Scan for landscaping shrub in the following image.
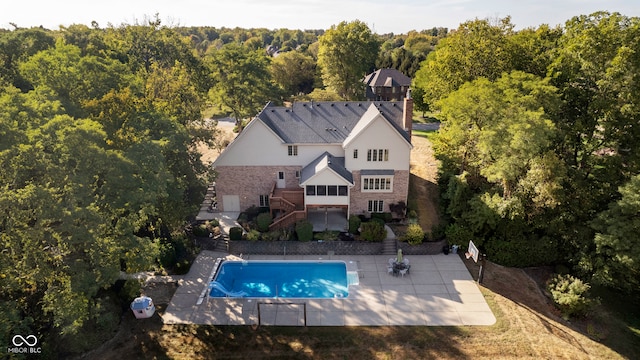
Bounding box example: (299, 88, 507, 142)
(295, 220, 313, 242)
(158, 241, 177, 269)
(371, 217, 386, 227)
(389, 201, 407, 218)
(261, 230, 282, 241)
(256, 212, 273, 232)
(484, 236, 558, 267)
(431, 222, 447, 241)
(348, 215, 361, 234)
(229, 226, 243, 241)
(192, 223, 210, 237)
(407, 209, 418, 220)
(371, 212, 392, 223)
(314, 231, 339, 241)
(118, 278, 142, 302)
(444, 223, 474, 245)
(404, 223, 424, 245)
(360, 221, 387, 242)
(547, 274, 596, 319)
(245, 229, 261, 241)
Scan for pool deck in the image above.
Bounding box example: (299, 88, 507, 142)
(161, 250, 496, 327)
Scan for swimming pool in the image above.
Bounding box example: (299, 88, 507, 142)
(209, 260, 352, 298)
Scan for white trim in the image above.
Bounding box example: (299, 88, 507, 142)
(362, 176, 393, 193)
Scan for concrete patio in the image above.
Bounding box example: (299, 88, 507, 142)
(162, 251, 496, 327)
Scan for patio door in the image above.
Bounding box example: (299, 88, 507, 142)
(276, 171, 285, 188)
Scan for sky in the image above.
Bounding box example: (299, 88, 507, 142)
(2, 0, 640, 33)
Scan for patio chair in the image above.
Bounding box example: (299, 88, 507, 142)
(399, 268, 409, 277)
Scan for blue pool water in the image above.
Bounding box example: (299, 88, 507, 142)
(209, 260, 350, 298)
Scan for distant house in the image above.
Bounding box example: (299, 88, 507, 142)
(212, 94, 413, 230)
(363, 68, 412, 101)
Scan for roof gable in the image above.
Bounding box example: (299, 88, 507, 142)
(343, 103, 412, 148)
(212, 117, 283, 166)
(300, 152, 353, 185)
(363, 68, 412, 87)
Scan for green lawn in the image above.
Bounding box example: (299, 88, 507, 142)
(412, 129, 438, 142)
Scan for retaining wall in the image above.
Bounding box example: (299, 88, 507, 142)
(228, 239, 447, 256)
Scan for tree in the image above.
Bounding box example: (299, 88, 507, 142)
(0, 23, 214, 346)
(547, 12, 640, 268)
(0, 27, 55, 90)
(19, 39, 129, 117)
(434, 71, 563, 264)
(270, 51, 316, 97)
(436, 72, 559, 197)
(590, 174, 640, 293)
(317, 20, 379, 100)
(206, 43, 278, 130)
(411, 86, 430, 117)
(413, 17, 516, 104)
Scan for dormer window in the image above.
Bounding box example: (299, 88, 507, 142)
(288, 145, 298, 156)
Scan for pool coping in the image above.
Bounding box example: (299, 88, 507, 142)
(161, 251, 496, 327)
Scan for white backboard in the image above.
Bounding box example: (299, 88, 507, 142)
(467, 240, 479, 263)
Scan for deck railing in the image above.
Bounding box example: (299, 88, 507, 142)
(269, 209, 307, 230)
(268, 182, 306, 230)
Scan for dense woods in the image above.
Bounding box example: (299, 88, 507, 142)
(413, 13, 640, 294)
(0, 11, 639, 355)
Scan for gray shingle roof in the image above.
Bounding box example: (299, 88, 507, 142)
(363, 68, 412, 87)
(300, 152, 353, 185)
(257, 101, 410, 144)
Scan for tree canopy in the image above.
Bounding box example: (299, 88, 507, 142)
(426, 12, 640, 291)
(317, 20, 380, 100)
(0, 22, 211, 351)
(206, 43, 279, 130)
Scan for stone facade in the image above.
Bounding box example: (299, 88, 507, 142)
(349, 170, 409, 217)
(215, 165, 302, 211)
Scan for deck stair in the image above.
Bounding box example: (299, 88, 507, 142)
(268, 182, 305, 230)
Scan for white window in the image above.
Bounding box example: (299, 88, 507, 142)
(362, 177, 393, 192)
(288, 145, 298, 156)
(368, 200, 384, 213)
(367, 149, 389, 162)
(295, 170, 300, 178)
(353, 149, 358, 159)
(259, 195, 269, 207)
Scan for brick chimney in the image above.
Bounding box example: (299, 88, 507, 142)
(402, 88, 413, 138)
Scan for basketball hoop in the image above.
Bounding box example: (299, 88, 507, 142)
(467, 240, 479, 263)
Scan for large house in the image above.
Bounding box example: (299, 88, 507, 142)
(212, 95, 413, 230)
(363, 68, 412, 101)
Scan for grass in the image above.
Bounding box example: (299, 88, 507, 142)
(412, 129, 438, 142)
(412, 110, 441, 124)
